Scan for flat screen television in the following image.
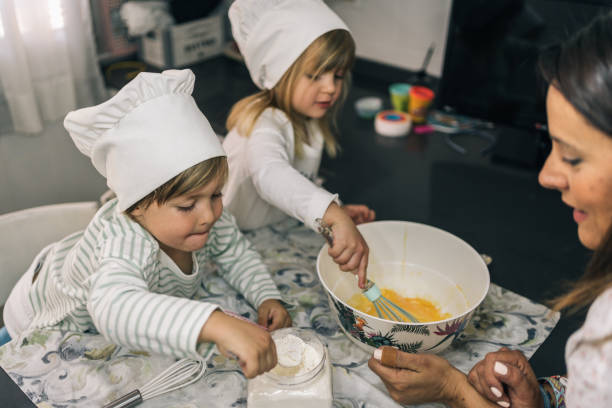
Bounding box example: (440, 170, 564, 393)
(437, 0, 611, 131)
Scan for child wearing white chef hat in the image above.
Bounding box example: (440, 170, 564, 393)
(1, 69, 290, 379)
(224, 0, 375, 288)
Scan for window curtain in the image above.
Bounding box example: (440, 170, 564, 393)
(0, 0, 106, 135)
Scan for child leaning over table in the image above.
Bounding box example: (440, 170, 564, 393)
(0, 69, 291, 379)
(223, 0, 375, 288)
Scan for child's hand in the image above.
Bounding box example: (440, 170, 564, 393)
(199, 310, 277, 378)
(343, 204, 376, 225)
(257, 299, 292, 330)
(323, 203, 369, 289)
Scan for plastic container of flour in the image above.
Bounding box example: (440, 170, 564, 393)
(247, 328, 332, 408)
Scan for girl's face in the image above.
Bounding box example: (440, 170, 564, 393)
(291, 70, 344, 119)
(130, 176, 224, 260)
(539, 85, 612, 250)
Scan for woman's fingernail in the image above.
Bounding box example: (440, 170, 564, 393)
(373, 348, 382, 361)
(497, 401, 510, 408)
(490, 386, 502, 398)
(494, 361, 508, 375)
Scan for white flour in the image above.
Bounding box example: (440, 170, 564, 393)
(275, 333, 305, 368)
(247, 329, 332, 408)
(272, 333, 321, 376)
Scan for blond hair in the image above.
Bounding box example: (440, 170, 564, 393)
(126, 156, 228, 212)
(226, 29, 355, 158)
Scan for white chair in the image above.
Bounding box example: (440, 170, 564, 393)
(0, 202, 98, 305)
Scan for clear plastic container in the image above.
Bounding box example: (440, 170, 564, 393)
(247, 328, 332, 408)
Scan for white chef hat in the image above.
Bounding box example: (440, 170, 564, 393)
(64, 69, 226, 211)
(229, 0, 349, 89)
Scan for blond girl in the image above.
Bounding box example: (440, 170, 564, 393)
(223, 0, 375, 287)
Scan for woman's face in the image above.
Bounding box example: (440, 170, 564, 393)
(539, 85, 612, 250)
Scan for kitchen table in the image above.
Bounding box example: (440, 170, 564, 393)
(0, 217, 559, 407)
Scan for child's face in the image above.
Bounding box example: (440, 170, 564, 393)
(130, 175, 225, 256)
(291, 70, 344, 119)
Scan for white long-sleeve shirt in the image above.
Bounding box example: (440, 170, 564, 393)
(20, 199, 282, 360)
(222, 108, 338, 231)
(565, 286, 612, 407)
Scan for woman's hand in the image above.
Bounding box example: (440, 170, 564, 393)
(342, 204, 376, 225)
(257, 299, 292, 330)
(369, 346, 501, 407)
(368, 347, 463, 405)
(323, 203, 369, 288)
(467, 347, 543, 408)
(198, 310, 277, 378)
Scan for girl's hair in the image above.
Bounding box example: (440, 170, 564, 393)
(226, 29, 355, 158)
(126, 156, 228, 212)
(538, 12, 612, 312)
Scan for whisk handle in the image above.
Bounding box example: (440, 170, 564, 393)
(102, 390, 143, 408)
(315, 218, 333, 246)
(363, 282, 381, 302)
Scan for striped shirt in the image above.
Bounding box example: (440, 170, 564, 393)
(26, 199, 282, 360)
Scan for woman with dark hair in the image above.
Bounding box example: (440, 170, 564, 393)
(368, 11, 612, 408)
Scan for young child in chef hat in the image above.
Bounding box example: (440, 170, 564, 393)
(224, 0, 375, 288)
(1, 69, 290, 379)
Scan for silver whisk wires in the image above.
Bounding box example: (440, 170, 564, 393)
(103, 358, 205, 408)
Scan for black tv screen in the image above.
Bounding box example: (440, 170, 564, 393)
(437, 0, 611, 130)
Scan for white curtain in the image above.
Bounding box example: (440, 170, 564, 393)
(0, 0, 106, 135)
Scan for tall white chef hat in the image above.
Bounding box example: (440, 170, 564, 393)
(229, 0, 349, 90)
(64, 69, 226, 211)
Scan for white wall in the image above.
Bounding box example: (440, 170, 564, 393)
(0, 122, 107, 215)
(328, 0, 452, 77)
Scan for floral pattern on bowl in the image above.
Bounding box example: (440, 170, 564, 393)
(330, 295, 474, 354)
(318, 221, 491, 354)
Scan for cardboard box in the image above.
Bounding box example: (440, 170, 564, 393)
(91, 0, 138, 61)
(140, 14, 224, 68)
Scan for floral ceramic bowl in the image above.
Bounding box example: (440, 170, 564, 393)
(316, 221, 489, 354)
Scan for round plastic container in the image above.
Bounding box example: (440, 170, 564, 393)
(355, 96, 383, 119)
(247, 328, 332, 408)
(374, 110, 412, 137)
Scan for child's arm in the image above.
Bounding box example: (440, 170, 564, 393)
(322, 202, 369, 288)
(198, 310, 277, 378)
(89, 259, 279, 377)
(246, 125, 338, 231)
(206, 210, 288, 314)
(244, 124, 370, 285)
(88, 259, 219, 360)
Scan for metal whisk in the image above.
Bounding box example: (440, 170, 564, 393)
(360, 279, 419, 322)
(103, 358, 205, 408)
(316, 219, 419, 323)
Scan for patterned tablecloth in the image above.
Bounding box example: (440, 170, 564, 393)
(0, 219, 560, 407)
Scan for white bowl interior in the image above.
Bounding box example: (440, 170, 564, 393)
(318, 221, 489, 322)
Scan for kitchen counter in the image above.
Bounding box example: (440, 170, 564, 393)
(188, 55, 589, 377)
